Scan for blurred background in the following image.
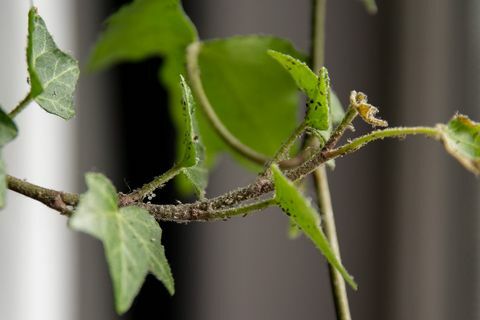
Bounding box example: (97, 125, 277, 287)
(0, 0, 479, 319)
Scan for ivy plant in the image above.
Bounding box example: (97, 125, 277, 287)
(2, 1, 479, 319)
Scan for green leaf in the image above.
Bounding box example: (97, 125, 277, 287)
(362, 0, 378, 14)
(268, 50, 329, 132)
(0, 106, 18, 208)
(27, 8, 79, 119)
(438, 114, 480, 175)
(0, 108, 18, 147)
(267, 50, 318, 98)
(288, 218, 301, 239)
(271, 165, 357, 290)
(88, 0, 197, 71)
(196, 36, 303, 165)
(178, 75, 208, 197)
(87, 0, 198, 194)
(70, 173, 174, 314)
(306, 67, 331, 133)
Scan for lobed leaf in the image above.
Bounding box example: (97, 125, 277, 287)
(27, 8, 79, 119)
(271, 165, 357, 290)
(0, 107, 18, 208)
(70, 173, 174, 314)
(438, 114, 480, 175)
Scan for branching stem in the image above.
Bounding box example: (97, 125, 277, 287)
(310, 0, 353, 319)
(123, 165, 183, 204)
(6, 126, 439, 221)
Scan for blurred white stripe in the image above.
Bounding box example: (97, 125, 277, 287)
(0, 1, 78, 320)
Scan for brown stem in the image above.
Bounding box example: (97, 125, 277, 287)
(7, 175, 79, 215)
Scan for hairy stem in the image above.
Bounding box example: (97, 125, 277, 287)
(265, 121, 307, 171)
(186, 42, 270, 165)
(123, 165, 183, 204)
(326, 126, 439, 159)
(140, 198, 275, 222)
(325, 104, 358, 150)
(9, 93, 32, 118)
(310, 0, 353, 319)
(6, 126, 439, 221)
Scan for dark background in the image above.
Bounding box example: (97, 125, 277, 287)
(75, 1, 480, 319)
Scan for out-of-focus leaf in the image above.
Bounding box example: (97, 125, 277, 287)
(27, 8, 79, 119)
(196, 36, 303, 166)
(88, 0, 197, 70)
(362, 0, 378, 14)
(438, 114, 480, 175)
(88, 0, 199, 195)
(0, 106, 18, 208)
(70, 173, 174, 314)
(271, 165, 357, 290)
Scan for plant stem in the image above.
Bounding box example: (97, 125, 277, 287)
(265, 121, 307, 171)
(311, 0, 353, 319)
(123, 165, 183, 204)
(140, 198, 276, 222)
(186, 42, 270, 165)
(9, 93, 32, 118)
(6, 124, 439, 221)
(325, 104, 358, 150)
(326, 126, 439, 159)
(7, 175, 79, 215)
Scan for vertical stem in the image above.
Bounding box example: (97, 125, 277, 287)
(310, 1, 353, 319)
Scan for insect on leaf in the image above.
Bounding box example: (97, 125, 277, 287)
(268, 50, 330, 132)
(271, 164, 357, 290)
(178, 75, 208, 197)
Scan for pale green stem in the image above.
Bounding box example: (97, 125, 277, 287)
(9, 93, 32, 118)
(264, 122, 308, 172)
(310, 0, 353, 319)
(325, 105, 358, 150)
(327, 126, 439, 159)
(186, 42, 270, 165)
(126, 165, 183, 203)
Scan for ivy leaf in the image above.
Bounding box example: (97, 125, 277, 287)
(362, 0, 378, 15)
(70, 173, 174, 314)
(438, 114, 480, 175)
(196, 36, 303, 166)
(0, 107, 18, 208)
(87, 0, 198, 194)
(271, 165, 357, 290)
(27, 8, 79, 120)
(178, 75, 207, 197)
(268, 50, 329, 132)
(88, 0, 196, 71)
